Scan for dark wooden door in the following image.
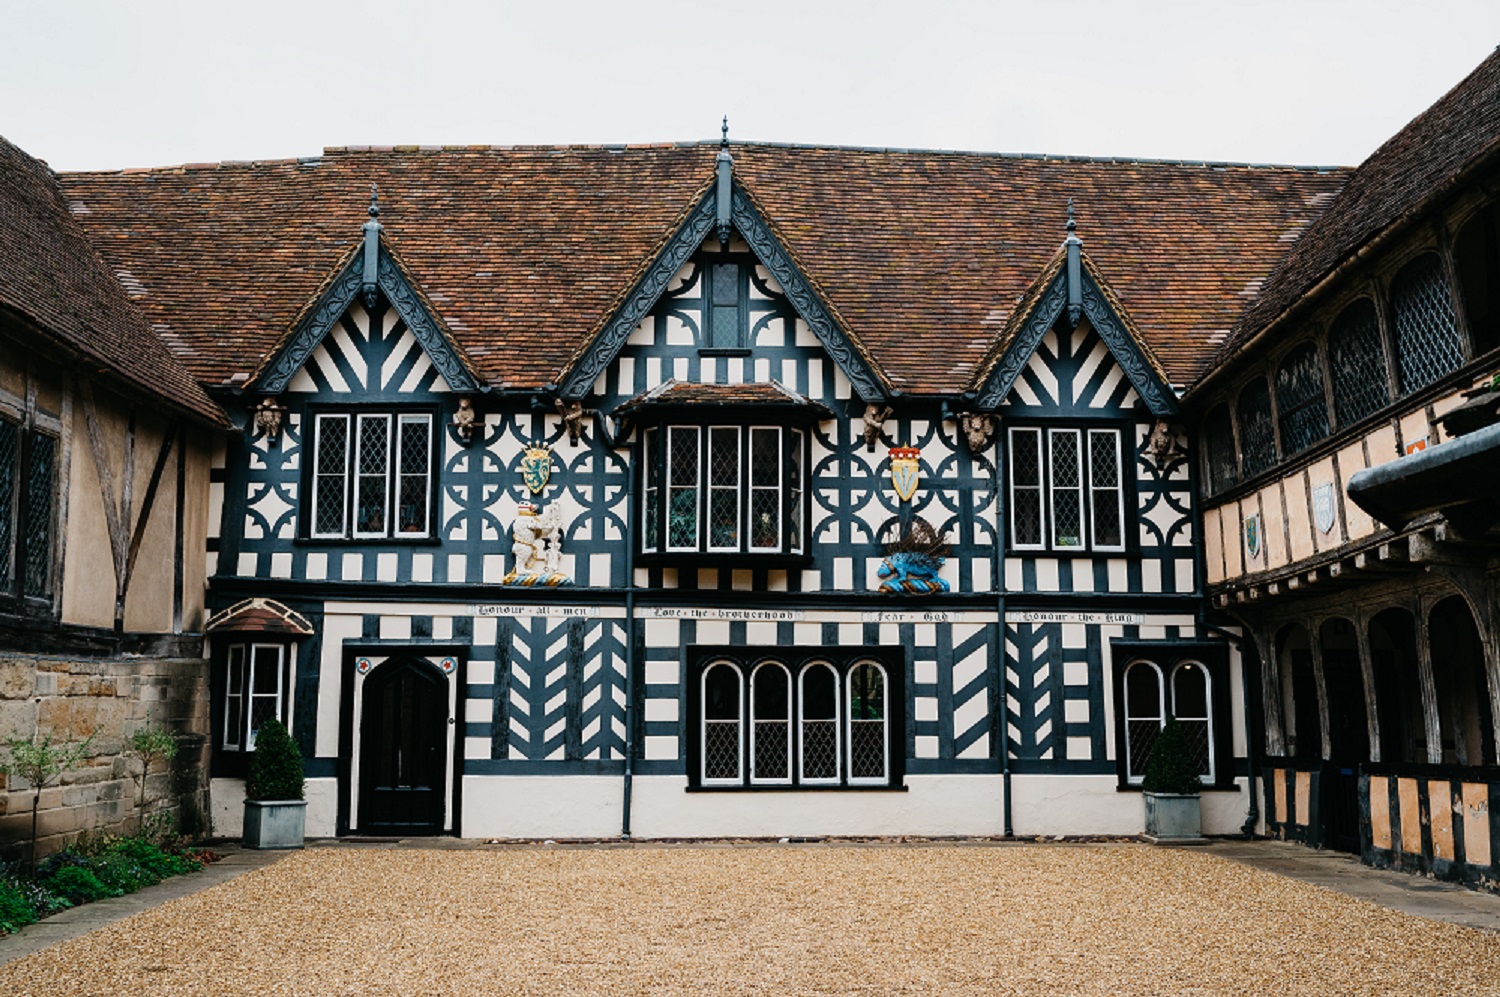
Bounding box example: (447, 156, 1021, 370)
(359, 658, 447, 835)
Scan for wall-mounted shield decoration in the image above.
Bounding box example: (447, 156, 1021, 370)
(889, 446, 921, 502)
(521, 446, 552, 494)
(1244, 512, 1262, 560)
(1312, 483, 1336, 534)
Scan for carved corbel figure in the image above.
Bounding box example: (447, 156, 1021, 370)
(253, 396, 286, 444)
(863, 403, 894, 453)
(958, 412, 996, 453)
(556, 399, 585, 447)
(1147, 420, 1180, 466)
(453, 396, 478, 445)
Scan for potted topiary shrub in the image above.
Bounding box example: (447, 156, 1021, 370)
(242, 719, 306, 849)
(1141, 717, 1205, 843)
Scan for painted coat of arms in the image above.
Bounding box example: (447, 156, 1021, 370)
(1244, 512, 1263, 560)
(888, 446, 921, 503)
(521, 445, 552, 494)
(1312, 482, 1336, 534)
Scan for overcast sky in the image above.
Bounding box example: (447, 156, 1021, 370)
(3, 1, 1498, 173)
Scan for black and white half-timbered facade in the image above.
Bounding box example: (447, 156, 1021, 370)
(32, 48, 1497, 858)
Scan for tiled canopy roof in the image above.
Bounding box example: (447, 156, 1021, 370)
(0, 137, 223, 423)
(56, 143, 1349, 397)
(616, 378, 831, 416)
(1218, 46, 1500, 373)
(205, 597, 314, 636)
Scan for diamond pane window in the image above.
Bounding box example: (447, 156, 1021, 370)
(354, 415, 390, 536)
(1328, 299, 1390, 428)
(312, 415, 349, 537)
(749, 426, 781, 550)
(1123, 661, 1163, 784)
(1236, 378, 1277, 479)
(668, 427, 700, 550)
(395, 415, 431, 536)
(701, 662, 742, 784)
(708, 264, 742, 348)
(751, 663, 791, 784)
(1009, 428, 1043, 548)
(798, 664, 839, 783)
(708, 427, 740, 550)
(22, 431, 54, 599)
(309, 410, 436, 539)
(1203, 404, 1237, 495)
(788, 429, 804, 554)
(1275, 341, 1331, 456)
(1119, 656, 1218, 787)
(0, 420, 15, 587)
(1171, 663, 1214, 780)
(1050, 429, 1082, 548)
(642, 429, 660, 552)
(1088, 429, 1124, 550)
(1392, 254, 1463, 394)
(847, 663, 888, 783)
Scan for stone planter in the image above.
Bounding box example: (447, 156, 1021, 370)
(243, 799, 307, 849)
(1142, 791, 1205, 844)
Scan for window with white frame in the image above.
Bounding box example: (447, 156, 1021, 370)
(641, 424, 806, 557)
(309, 412, 434, 539)
(1114, 651, 1222, 786)
(1008, 426, 1125, 552)
(691, 648, 901, 789)
(222, 642, 290, 752)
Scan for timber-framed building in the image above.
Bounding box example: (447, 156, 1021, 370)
(1, 47, 1497, 886)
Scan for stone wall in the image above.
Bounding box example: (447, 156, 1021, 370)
(0, 654, 210, 862)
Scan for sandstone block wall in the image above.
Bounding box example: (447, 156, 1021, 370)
(0, 654, 210, 862)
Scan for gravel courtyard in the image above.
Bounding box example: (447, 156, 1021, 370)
(2, 843, 1498, 996)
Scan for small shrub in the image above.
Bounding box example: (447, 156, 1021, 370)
(44, 866, 119, 906)
(0, 875, 39, 934)
(245, 719, 304, 801)
(1142, 717, 1205, 795)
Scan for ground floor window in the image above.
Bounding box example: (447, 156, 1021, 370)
(216, 641, 293, 755)
(1111, 642, 1231, 788)
(688, 646, 903, 789)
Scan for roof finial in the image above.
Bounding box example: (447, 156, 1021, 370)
(361, 183, 383, 309)
(716, 115, 734, 249)
(1066, 197, 1076, 236)
(721, 115, 729, 150)
(1065, 198, 1082, 327)
(368, 183, 380, 219)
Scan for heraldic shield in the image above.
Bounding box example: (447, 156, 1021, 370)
(521, 446, 552, 494)
(889, 446, 921, 503)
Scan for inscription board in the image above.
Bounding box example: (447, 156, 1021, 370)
(470, 604, 603, 619)
(1004, 611, 1145, 626)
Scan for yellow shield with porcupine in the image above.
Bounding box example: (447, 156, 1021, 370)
(889, 446, 921, 502)
(521, 446, 552, 494)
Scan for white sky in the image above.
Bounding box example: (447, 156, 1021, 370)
(3, 0, 1498, 173)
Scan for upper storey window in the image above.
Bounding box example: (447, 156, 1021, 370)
(1391, 253, 1463, 394)
(1203, 404, 1237, 495)
(1274, 341, 1330, 456)
(706, 262, 746, 349)
(641, 424, 805, 558)
(1235, 378, 1276, 479)
(1008, 426, 1125, 552)
(1327, 299, 1389, 428)
(0, 416, 56, 604)
(308, 411, 434, 540)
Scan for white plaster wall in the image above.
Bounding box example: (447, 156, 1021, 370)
(463, 775, 623, 838)
(305, 777, 339, 837)
(1008, 774, 1250, 836)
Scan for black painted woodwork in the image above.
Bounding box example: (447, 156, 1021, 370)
(358, 656, 448, 834)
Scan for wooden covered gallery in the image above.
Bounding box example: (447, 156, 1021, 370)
(0, 50, 1494, 879)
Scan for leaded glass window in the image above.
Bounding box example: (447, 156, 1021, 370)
(1236, 378, 1276, 479)
(0, 416, 57, 602)
(640, 423, 806, 556)
(1203, 405, 1237, 495)
(750, 662, 791, 784)
(0, 420, 14, 585)
(23, 431, 54, 599)
(1009, 426, 1124, 552)
(1120, 657, 1217, 787)
(1123, 661, 1163, 784)
(694, 650, 899, 789)
(1171, 663, 1214, 781)
(221, 642, 288, 753)
(708, 263, 742, 348)
(309, 410, 435, 539)
(1274, 341, 1331, 456)
(1327, 299, 1389, 428)
(1391, 253, 1463, 394)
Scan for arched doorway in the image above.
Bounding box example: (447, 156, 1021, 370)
(359, 657, 450, 834)
(1369, 609, 1424, 765)
(1318, 618, 1368, 853)
(1429, 596, 1496, 767)
(1277, 624, 1321, 762)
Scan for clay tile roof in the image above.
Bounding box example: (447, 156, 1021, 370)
(616, 378, 831, 416)
(1218, 47, 1500, 372)
(0, 137, 224, 423)
(205, 597, 314, 636)
(54, 143, 1351, 396)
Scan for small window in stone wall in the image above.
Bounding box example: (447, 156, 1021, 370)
(1274, 341, 1330, 456)
(1391, 253, 1463, 394)
(1328, 299, 1390, 428)
(1235, 377, 1277, 479)
(1203, 404, 1237, 495)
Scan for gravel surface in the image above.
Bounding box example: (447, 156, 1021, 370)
(3, 843, 1498, 996)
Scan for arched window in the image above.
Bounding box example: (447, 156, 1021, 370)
(1327, 299, 1390, 427)
(1391, 253, 1463, 394)
(1236, 377, 1277, 478)
(1275, 341, 1331, 455)
(750, 661, 791, 784)
(1455, 203, 1500, 357)
(798, 663, 840, 784)
(1429, 597, 1496, 767)
(701, 661, 743, 785)
(1203, 404, 1237, 495)
(1170, 662, 1213, 783)
(1123, 660, 1164, 783)
(847, 662, 888, 784)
